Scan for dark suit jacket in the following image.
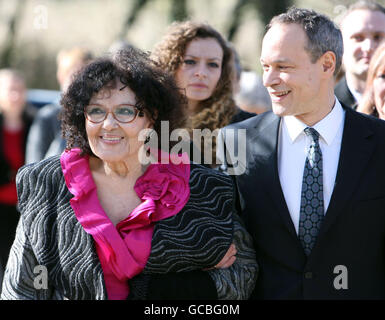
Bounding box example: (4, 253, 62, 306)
(220, 105, 385, 299)
(334, 76, 357, 110)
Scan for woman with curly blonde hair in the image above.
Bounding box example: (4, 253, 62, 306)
(357, 43, 385, 120)
(151, 21, 253, 166)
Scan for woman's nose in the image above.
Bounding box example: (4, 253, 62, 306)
(194, 63, 207, 79)
(102, 112, 119, 129)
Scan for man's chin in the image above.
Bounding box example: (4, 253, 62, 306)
(353, 65, 369, 79)
(272, 104, 289, 117)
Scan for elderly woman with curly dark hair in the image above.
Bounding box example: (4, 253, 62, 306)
(1, 48, 257, 300)
(151, 21, 254, 166)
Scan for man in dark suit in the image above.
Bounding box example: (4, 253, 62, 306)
(335, 1, 385, 109)
(219, 7, 385, 299)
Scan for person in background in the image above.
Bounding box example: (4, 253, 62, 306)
(108, 39, 134, 55)
(0, 259, 3, 292)
(235, 71, 272, 114)
(25, 47, 93, 164)
(335, 0, 385, 109)
(0, 69, 34, 284)
(1, 48, 257, 300)
(151, 21, 254, 167)
(229, 43, 242, 96)
(357, 43, 385, 119)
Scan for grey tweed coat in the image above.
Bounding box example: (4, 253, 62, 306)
(1, 156, 257, 300)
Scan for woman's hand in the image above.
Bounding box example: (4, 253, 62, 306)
(204, 243, 237, 270)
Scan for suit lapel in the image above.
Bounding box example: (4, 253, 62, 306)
(250, 113, 298, 238)
(318, 108, 375, 237)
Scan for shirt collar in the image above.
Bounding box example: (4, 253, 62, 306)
(283, 97, 344, 145)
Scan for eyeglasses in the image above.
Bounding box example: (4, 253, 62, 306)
(84, 104, 142, 123)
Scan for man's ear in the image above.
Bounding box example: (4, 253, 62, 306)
(321, 51, 336, 76)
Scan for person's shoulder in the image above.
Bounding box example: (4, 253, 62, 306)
(334, 76, 347, 93)
(186, 164, 235, 220)
(17, 155, 62, 186)
(189, 163, 233, 188)
(230, 108, 256, 124)
(16, 156, 63, 217)
(335, 78, 357, 109)
(34, 103, 61, 119)
(346, 106, 384, 125)
(345, 107, 385, 137)
(224, 110, 276, 131)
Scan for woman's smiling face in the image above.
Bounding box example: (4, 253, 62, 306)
(85, 82, 153, 163)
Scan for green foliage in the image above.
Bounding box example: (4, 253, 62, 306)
(0, 0, 26, 68)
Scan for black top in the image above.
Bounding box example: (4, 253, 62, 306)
(334, 76, 357, 110)
(230, 108, 256, 124)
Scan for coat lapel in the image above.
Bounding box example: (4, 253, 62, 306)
(249, 113, 298, 238)
(318, 108, 375, 237)
(63, 209, 107, 299)
(51, 189, 107, 300)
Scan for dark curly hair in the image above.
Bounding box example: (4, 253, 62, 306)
(151, 21, 238, 166)
(60, 47, 187, 155)
(151, 21, 237, 131)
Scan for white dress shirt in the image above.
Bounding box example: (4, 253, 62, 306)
(278, 98, 345, 234)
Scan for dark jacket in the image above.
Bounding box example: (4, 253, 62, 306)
(334, 76, 357, 110)
(220, 104, 385, 299)
(25, 103, 65, 164)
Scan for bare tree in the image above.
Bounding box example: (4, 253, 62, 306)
(118, 0, 150, 40)
(0, 0, 26, 68)
(170, 0, 188, 21)
(254, 0, 292, 27)
(227, 0, 293, 41)
(227, 0, 249, 41)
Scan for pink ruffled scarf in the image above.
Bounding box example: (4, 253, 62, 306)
(60, 148, 190, 300)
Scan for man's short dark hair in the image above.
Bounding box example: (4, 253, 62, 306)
(267, 6, 343, 76)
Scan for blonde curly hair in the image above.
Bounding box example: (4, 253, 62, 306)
(151, 21, 237, 165)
